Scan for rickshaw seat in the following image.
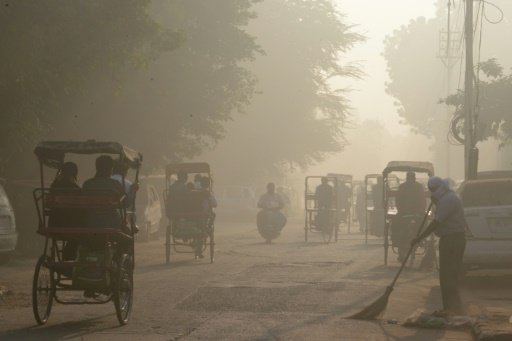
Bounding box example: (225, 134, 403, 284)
(38, 227, 132, 240)
(44, 190, 125, 210)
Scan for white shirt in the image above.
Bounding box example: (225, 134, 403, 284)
(111, 174, 132, 194)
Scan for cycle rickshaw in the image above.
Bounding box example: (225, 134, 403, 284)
(382, 161, 434, 266)
(304, 176, 339, 243)
(32, 140, 141, 326)
(327, 173, 353, 233)
(164, 162, 215, 264)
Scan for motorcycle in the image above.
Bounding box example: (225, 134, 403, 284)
(256, 201, 287, 244)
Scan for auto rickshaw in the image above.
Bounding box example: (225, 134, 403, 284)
(164, 162, 215, 264)
(382, 161, 434, 266)
(304, 176, 339, 243)
(32, 140, 141, 326)
(327, 173, 353, 233)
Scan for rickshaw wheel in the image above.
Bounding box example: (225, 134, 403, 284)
(165, 224, 171, 265)
(113, 254, 133, 325)
(32, 255, 55, 325)
(209, 230, 215, 264)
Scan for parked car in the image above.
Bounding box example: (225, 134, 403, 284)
(136, 183, 163, 242)
(459, 178, 512, 269)
(0, 183, 17, 263)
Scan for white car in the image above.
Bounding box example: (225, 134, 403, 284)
(0, 184, 17, 263)
(459, 178, 512, 269)
(136, 184, 163, 242)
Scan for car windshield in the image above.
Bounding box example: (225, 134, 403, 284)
(461, 180, 512, 207)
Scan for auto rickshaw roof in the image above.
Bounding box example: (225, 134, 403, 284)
(165, 162, 210, 177)
(34, 140, 143, 169)
(382, 161, 434, 176)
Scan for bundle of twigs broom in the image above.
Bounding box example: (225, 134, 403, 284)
(348, 202, 434, 320)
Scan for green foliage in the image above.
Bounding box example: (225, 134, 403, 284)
(55, 0, 261, 169)
(383, 0, 512, 136)
(442, 59, 512, 143)
(208, 0, 364, 182)
(0, 0, 177, 174)
(383, 16, 442, 135)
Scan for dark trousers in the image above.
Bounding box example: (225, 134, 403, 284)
(438, 232, 466, 313)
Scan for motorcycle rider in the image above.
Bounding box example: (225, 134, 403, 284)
(258, 182, 285, 211)
(257, 183, 286, 242)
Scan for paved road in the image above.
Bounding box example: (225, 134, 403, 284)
(1, 217, 506, 340)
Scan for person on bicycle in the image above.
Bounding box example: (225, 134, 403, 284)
(396, 171, 426, 216)
(315, 177, 333, 209)
(166, 171, 189, 217)
(394, 171, 427, 262)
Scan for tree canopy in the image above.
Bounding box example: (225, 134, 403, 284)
(0, 1, 179, 175)
(383, 0, 512, 135)
(206, 0, 364, 183)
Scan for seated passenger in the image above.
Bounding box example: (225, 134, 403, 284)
(83, 155, 123, 229)
(111, 161, 139, 208)
(49, 161, 83, 227)
(200, 177, 217, 216)
(49, 162, 83, 262)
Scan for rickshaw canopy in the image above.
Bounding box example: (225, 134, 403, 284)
(34, 140, 143, 169)
(165, 162, 210, 178)
(382, 161, 434, 177)
(327, 173, 353, 182)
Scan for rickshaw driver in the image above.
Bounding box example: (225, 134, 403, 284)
(315, 177, 333, 209)
(395, 171, 427, 262)
(166, 171, 189, 217)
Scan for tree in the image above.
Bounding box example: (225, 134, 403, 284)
(205, 0, 364, 184)
(383, 0, 512, 134)
(0, 1, 178, 177)
(443, 59, 512, 144)
(48, 0, 262, 171)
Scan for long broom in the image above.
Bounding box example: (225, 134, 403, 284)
(348, 202, 434, 320)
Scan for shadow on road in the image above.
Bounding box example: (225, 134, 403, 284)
(0, 313, 119, 341)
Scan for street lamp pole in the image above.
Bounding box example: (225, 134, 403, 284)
(464, 0, 475, 180)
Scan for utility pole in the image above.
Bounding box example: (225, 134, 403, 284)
(464, 0, 476, 180)
(438, 0, 461, 178)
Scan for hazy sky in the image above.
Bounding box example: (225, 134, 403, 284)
(334, 0, 437, 132)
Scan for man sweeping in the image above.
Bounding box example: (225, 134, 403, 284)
(411, 176, 466, 316)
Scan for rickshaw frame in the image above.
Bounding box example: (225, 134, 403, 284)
(304, 176, 339, 243)
(327, 173, 353, 233)
(382, 161, 434, 265)
(163, 162, 215, 264)
(32, 140, 142, 326)
(364, 174, 381, 245)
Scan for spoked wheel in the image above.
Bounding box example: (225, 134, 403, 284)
(32, 255, 55, 325)
(165, 224, 171, 265)
(113, 254, 133, 325)
(209, 228, 215, 264)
